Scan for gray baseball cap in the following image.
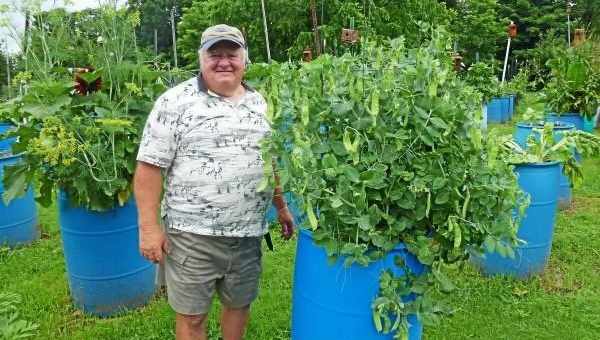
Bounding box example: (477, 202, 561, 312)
(199, 24, 246, 51)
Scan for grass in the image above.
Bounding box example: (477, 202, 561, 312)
(2, 99, 600, 339)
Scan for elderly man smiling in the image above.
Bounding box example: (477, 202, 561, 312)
(134, 24, 294, 340)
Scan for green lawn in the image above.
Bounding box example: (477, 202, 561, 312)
(2, 115, 600, 339)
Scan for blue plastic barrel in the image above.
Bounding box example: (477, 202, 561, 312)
(292, 229, 425, 340)
(501, 96, 512, 122)
(58, 193, 156, 316)
(0, 154, 38, 247)
(0, 123, 16, 155)
(473, 162, 560, 278)
(509, 95, 516, 119)
(514, 121, 575, 209)
(487, 98, 505, 123)
(583, 116, 595, 132)
(546, 112, 584, 131)
(514, 121, 575, 148)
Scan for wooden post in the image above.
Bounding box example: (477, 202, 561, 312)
(573, 28, 586, 47)
(303, 49, 312, 62)
(170, 7, 178, 68)
(309, 0, 321, 56)
(154, 29, 158, 56)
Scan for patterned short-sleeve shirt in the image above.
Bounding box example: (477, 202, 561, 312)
(137, 76, 272, 237)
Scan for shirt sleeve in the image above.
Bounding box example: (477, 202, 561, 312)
(136, 95, 179, 169)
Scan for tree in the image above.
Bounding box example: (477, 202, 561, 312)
(450, 0, 506, 64)
(177, 0, 311, 66)
(127, 0, 194, 58)
(176, 0, 454, 66)
(497, 0, 567, 59)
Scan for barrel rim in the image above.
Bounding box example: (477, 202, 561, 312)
(546, 112, 582, 118)
(516, 121, 575, 130)
(0, 153, 23, 162)
(514, 161, 561, 168)
(298, 227, 408, 251)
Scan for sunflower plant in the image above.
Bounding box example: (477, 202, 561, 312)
(0, 6, 169, 211)
(258, 28, 523, 338)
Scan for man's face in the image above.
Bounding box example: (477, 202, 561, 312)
(201, 41, 245, 91)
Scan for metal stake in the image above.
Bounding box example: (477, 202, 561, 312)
(502, 37, 511, 84)
(260, 0, 272, 63)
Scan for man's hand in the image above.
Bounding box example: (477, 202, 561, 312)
(277, 207, 295, 240)
(139, 225, 168, 263)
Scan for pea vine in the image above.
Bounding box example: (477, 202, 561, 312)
(256, 27, 524, 338)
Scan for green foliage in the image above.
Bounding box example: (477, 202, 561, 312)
(176, 0, 453, 65)
(450, 0, 506, 64)
(499, 122, 600, 184)
(545, 42, 600, 118)
(177, 0, 311, 66)
(258, 27, 522, 338)
(0, 292, 38, 339)
(504, 66, 532, 99)
(0, 7, 169, 211)
(462, 62, 500, 103)
(497, 0, 567, 60)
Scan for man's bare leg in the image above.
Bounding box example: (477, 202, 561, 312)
(221, 305, 250, 340)
(176, 313, 208, 340)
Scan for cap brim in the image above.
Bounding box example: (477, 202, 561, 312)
(200, 37, 244, 51)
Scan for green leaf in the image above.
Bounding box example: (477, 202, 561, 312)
(360, 169, 386, 188)
(435, 191, 450, 204)
(94, 106, 112, 117)
(419, 132, 434, 147)
(330, 196, 344, 209)
(256, 177, 269, 192)
(342, 166, 360, 183)
(430, 117, 448, 129)
(306, 200, 318, 230)
(432, 177, 447, 190)
(357, 215, 371, 230)
(330, 141, 349, 156)
(2, 164, 29, 205)
(332, 101, 353, 114)
(322, 153, 338, 168)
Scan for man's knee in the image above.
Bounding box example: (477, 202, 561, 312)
(177, 313, 207, 329)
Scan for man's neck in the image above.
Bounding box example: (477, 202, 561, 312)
(200, 74, 245, 99)
(209, 85, 245, 104)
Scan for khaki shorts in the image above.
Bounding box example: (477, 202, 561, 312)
(165, 227, 263, 315)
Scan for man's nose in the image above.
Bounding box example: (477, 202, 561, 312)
(215, 58, 233, 68)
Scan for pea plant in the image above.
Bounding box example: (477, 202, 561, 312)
(258, 28, 523, 339)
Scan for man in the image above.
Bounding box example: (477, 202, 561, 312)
(134, 24, 294, 340)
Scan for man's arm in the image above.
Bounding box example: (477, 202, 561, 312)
(272, 161, 294, 239)
(134, 161, 168, 262)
